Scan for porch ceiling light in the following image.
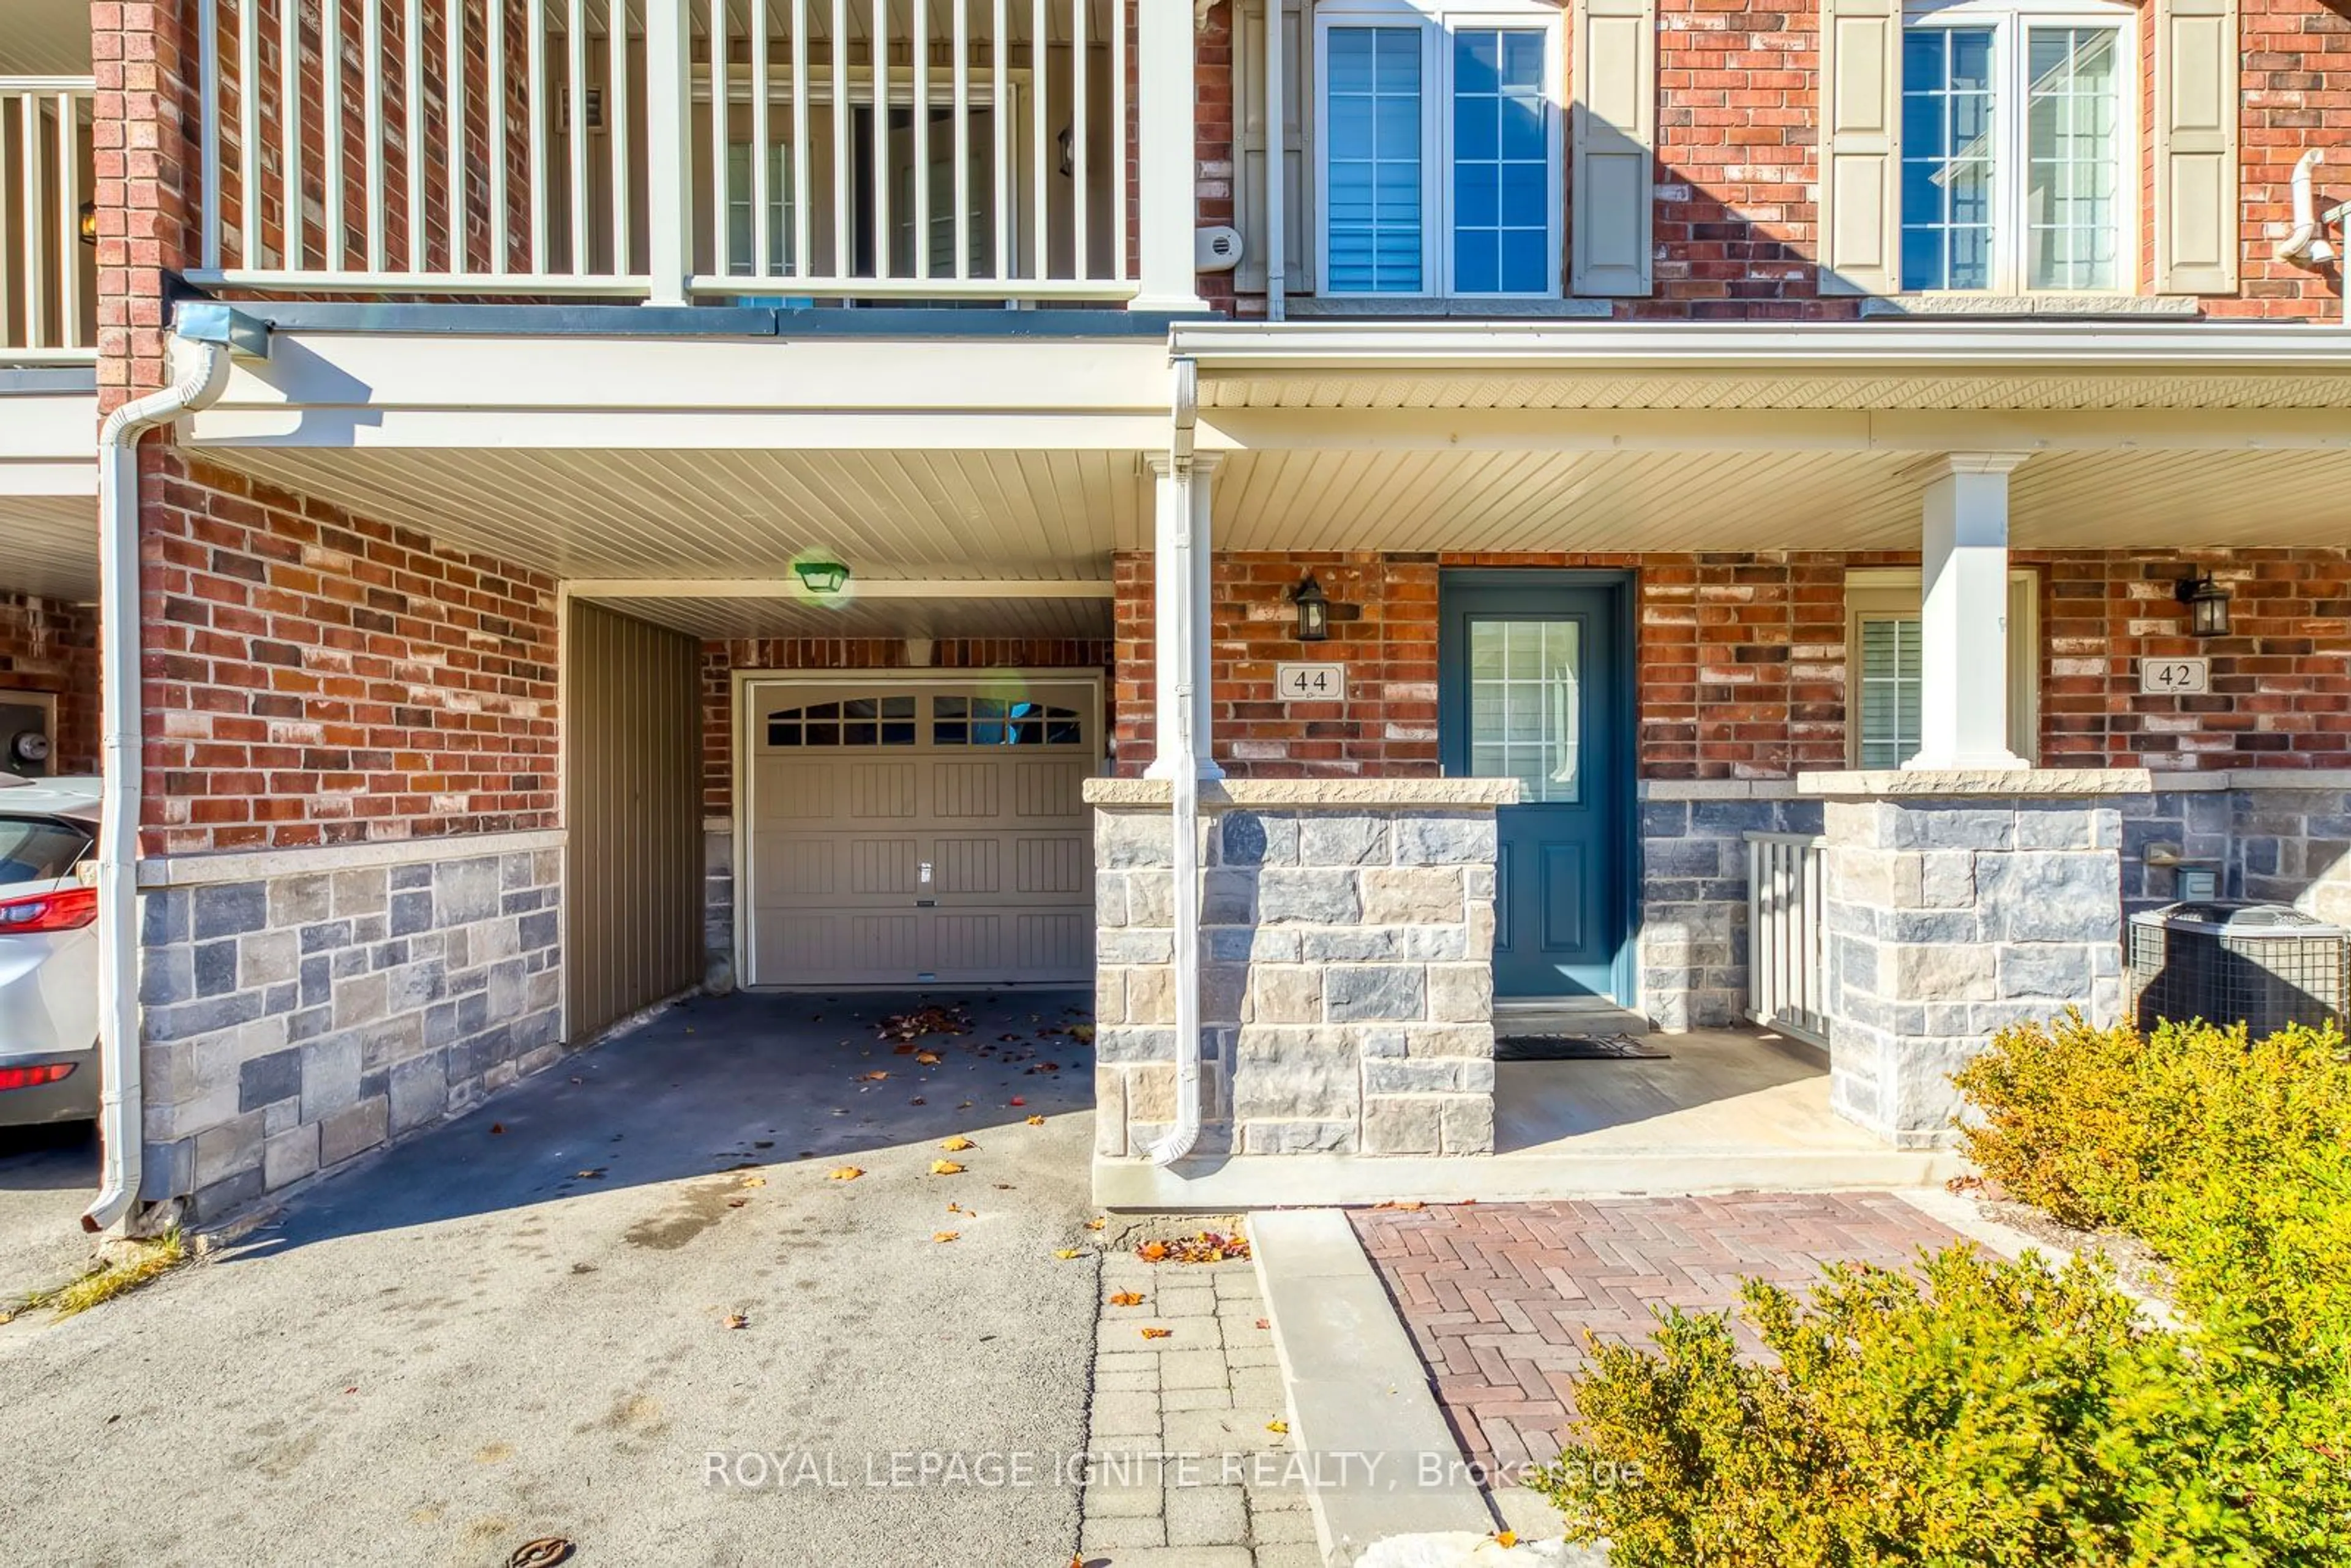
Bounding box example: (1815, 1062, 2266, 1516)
(794, 559, 851, 595)
(1291, 574, 1330, 642)
(2176, 574, 2230, 637)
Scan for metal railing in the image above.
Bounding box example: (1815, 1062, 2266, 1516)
(0, 80, 96, 359)
(1745, 830, 1828, 1048)
(189, 0, 1165, 303)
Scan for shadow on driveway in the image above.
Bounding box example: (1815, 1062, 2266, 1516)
(233, 988, 1099, 1258)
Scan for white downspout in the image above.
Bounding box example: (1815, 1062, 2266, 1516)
(1147, 361, 1206, 1166)
(2275, 149, 2335, 268)
(82, 337, 236, 1234)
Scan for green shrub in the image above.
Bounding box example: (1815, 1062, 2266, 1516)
(1532, 1245, 2312, 1567)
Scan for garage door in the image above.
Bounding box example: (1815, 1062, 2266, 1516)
(741, 676, 1099, 987)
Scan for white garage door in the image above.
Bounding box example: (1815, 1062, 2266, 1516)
(741, 675, 1100, 987)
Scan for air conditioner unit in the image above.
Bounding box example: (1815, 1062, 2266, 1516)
(2129, 901, 2349, 1035)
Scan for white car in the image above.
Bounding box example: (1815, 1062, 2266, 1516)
(0, 775, 100, 1127)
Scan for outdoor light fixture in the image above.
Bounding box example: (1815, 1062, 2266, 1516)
(794, 559, 850, 595)
(1291, 574, 1330, 642)
(78, 201, 97, 246)
(2177, 574, 2230, 637)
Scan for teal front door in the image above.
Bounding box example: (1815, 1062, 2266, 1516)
(1439, 572, 1632, 1002)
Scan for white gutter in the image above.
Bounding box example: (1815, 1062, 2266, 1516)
(1166, 318, 2351, 372)
(1146, 361, 1205, 1167)
(82, 328, 246, 1233)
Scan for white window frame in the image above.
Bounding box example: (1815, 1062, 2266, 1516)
(1900, 0, 2139, 295)
(1314, 0, 1565, 299)
(1846, 567, 2041, 767)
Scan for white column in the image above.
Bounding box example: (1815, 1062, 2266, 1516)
(643, 0, 692, 305)
(1144, 452, 1223, 781)
(1910, 451, 2031, 772)
(1133, 0, 1210, 312)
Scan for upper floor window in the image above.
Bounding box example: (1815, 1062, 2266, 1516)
(1316, 0, 1563, 298)
(1901, 2, 2132, 293)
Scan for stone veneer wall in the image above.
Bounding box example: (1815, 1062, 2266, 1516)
(1819, 778, 2138, 1147)
(1639, 787, 1825, 1030)
(139, 836, 564, 1218)
(1085, 779, 1512, 1163)
(2123, 779, 2351, 924)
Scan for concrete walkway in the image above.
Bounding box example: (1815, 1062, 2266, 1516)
(0, 991, 1104, 1567)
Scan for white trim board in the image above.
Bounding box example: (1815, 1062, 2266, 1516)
(137, 828, 567, 888)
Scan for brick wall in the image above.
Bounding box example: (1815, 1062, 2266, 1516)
(1205, 0, 2351, 320)
(697, 637, 1116, 816)
(0, 595, 101, 775)
(1114, 547, 2351, 781)
(93, 0, 206, 411)
(2038, 549, 2351, 769)
(141, 452, 558, 855)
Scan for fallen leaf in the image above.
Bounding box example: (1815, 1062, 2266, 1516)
(1026, 1115, 1046, 1127)
(1009, 1096, 1026, 1106)
(726, 1198, 748, 1209)
(1054, 1248, 1083, 1260)
(740, 1175, 767, 1188)
(947, 1202, 966, 1215)
(1266, 1419, 1289, 1435)
(1084, 1217, 1106, 1231)
(933, 1231, 960, 1244)
(1139, 1242, 1169, 1262)
(721, 1313, 749, 1330)
(915, 1051, 942, 1065)
(1108, 1291, 1144, 1307)
(861, 1070, 890, 1081)
(490, 1123, 504, 1135)
(828, 1166, 864, 1181)
(1140, 1327, 1172, 1340)
(910, 1097, 926, 1106)
(940, 1136, 977, 1152)
(930, 1160, 966, 1176)
(1496, 1531, 1519, 1548)
(1256, 1318, 1270, 1330)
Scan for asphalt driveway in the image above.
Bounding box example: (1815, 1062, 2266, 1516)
(0, 991, 1104, 1568)
(0, 1120, 99, 1302)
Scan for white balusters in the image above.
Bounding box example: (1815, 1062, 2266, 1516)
(0, 80, 96, 355)
(1745, 831, 1828, 1048)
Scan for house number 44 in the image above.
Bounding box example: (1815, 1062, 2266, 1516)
(1276, 662, 1346, 702)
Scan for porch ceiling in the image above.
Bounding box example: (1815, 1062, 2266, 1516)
(0, 1, 91, 75)
(0, 497, 96, 603)
(206, 447, 1139, 582)
(576, 588, 1111, 641)
(1187, 446, 2351, 555)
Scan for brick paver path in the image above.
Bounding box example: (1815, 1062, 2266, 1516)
(1353, 1193, 1962, 1477)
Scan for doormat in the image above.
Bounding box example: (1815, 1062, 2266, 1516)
(1494, 1033, 1671, 1062)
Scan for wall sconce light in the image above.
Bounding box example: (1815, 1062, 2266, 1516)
(78, 201, 97, 246)
(1291, 574, 1330, 642)
(1058, 126, 1075, 178)
(2176, 574, 2230, 637)
(793, 559, 850, 595)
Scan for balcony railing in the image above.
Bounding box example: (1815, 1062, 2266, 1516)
(1745, 830, 1828, 1049)
(190, 0, 1190, 305)
(0, 80, 97, 359)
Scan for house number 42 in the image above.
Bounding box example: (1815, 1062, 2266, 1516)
(1276, 662, 1346, 702)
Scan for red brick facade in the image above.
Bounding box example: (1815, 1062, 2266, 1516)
(0, 595, 102, 776)
(1114, 548, 2351, 780)
(140, 453, 558, 854)
(698, 637, 1116, 816)
(1204, 0, 2351, 320)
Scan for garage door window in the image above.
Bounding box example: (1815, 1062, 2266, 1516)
(932, 697, 1084, 748)
(766, 695, 918, 747)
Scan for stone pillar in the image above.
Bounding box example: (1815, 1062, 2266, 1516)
(1911, 452, 2031, 772)
(1084, 779, 1514, 1184)
(1810, 771, 2149, 1147)
(1143, 454, 1222, 782)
